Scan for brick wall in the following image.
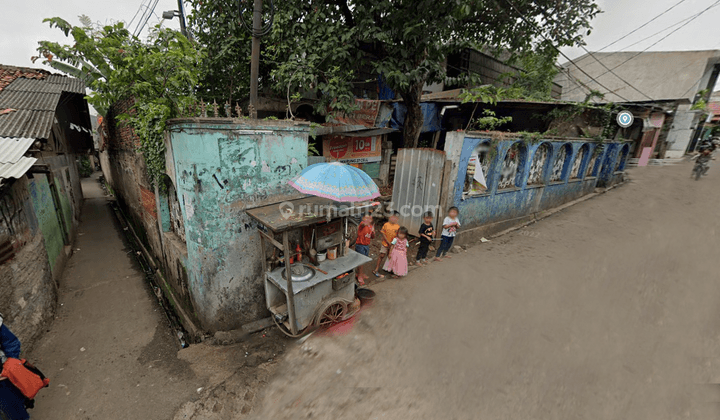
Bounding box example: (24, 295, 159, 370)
(106, 98, 140, 151)
(0, 178, 56, 353)
(0, 235, 56, 352)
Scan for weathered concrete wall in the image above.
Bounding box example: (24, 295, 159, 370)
(28, 174, 68, 279)
(167, 119, 310, 332)
(665, 105, 699, 158)
(0, 178, 57, 352)
(444, 133, 628, 233)
(25, 149, 84, 281)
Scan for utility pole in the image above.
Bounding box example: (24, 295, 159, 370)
(249, 0, 262, 119)
(177, 0, 188, 38)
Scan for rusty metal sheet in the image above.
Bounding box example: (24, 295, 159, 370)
(391, 148, 446, 236)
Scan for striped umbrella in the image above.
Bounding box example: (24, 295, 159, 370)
(288, 162, 380, 202)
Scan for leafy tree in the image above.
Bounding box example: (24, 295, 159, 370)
(37, 18, 203, 185)
(265, 0, 599, 147)
(187, 0, 253, 105)
(506, 45, 561, 101)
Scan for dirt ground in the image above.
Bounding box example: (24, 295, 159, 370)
(28, 159, 720, 419)
(28, 175, 290, 420)
(240, 160, 720, 420)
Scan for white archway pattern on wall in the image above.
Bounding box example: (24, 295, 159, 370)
(571, 145, 588, 179)
(528, 143, 550, 185)
(498, 142, 522, 189)
(550, 144, 569, 182)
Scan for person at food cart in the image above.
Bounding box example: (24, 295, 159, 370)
(373, 212, 400, 278)
(353, 214, 375, 284)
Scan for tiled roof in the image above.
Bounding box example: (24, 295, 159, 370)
(0, 71, 87, 139)
(0, 65, 48, 92)
(0, 137, 36, 187)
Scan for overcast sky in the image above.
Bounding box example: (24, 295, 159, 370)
(1, 0, 719, 72)
(0, 0, 182, 70)
(560, 0, 720, 61)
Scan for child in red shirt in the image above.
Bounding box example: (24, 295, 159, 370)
(354, 214, 375, 284)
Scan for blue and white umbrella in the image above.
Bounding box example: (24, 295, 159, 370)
(289, 162, 380, 202)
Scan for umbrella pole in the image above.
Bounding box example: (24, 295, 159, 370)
(282, 231, 298, 335)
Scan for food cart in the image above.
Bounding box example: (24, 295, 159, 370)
(247, 196, 373, 336)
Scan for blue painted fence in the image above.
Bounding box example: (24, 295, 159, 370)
(443, 133, 630, 231)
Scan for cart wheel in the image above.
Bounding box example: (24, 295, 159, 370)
(315, 299, 348, 327)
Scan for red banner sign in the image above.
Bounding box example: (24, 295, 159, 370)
(323, 136, 381, 163)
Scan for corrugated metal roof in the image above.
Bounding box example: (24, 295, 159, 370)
(0, 137, 34, 163)
(0, 76, 86, 139)
(0, 90, 58, 111)
(45, 74, 86, 94)
(0, 136, 37, 186)
(0, 109, 56, 139)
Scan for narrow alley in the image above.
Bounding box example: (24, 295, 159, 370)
(28, 175, 199, 419)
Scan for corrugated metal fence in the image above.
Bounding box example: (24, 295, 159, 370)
(391, 148, 446, 236)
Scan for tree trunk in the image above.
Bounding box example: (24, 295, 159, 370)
(400, 82, 424, 148)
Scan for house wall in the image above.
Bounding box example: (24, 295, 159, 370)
(166, 119, 310, 332)
(0, 177, 57, 351)
(30, 138, 85, 280)
(443, 132, 628, 242)
(665, 104, 700, 158)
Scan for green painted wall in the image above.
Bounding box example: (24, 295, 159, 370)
(28, 174, 64, 271)
(167, 119, 310, 331)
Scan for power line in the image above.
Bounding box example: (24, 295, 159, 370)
(127, 0, 146, 29)
(578, 46, 655, 101)
(133, 0, 160, 38)
(566, 0, 720, 97)
(561, 10, 716, 96)
(498, 0, 639, 105)
(584, 0, 690, 56)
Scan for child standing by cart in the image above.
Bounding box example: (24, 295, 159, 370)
(373, 211, 400, 278)
(383, 226, 409, 278)
(435, 207, 460, 260)
(354, 214, 375, 284)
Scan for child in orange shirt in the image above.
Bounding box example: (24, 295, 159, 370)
(373, 211, 400, 278)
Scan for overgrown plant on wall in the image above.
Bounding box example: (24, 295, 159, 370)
(37, 17, 203, 185)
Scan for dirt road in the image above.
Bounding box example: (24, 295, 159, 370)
(28, 175, 199, 419)
(246, 161, 720, 420)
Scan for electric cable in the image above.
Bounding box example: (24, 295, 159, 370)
(499, 0, 638, 104)
(576, 0, 690, 61)
(238, 0, 275, 37)
(563, 0, 720, 97)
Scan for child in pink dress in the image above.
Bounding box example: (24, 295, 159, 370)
(383, 226, 409, 278)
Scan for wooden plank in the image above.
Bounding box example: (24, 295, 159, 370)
(437, 158, 453, 231)
(282, 232, 298, 335)
(260, 234, 268, 276)
(258, 229, 283, 250)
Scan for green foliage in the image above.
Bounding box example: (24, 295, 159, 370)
(518, 131, 543, 144)
(187, 0, 254, 104)
(691, 99, 708, 111)
(505, 45, 561, 101)
(264, 0, 599, 147)
(470, 109, 513, 131)
(38, 18, 203, 186)
(78, 156, 93, 177)
(459, 85, 525, 105)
